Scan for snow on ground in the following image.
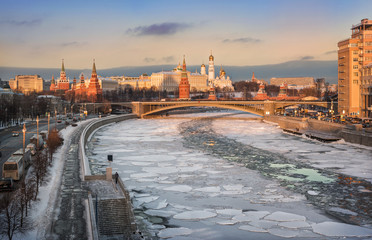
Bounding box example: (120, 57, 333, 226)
(90, 113, 372, 239)
(17, 120, 94, 240)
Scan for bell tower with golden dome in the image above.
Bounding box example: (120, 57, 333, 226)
(201, 63, 206, 75)
(208, 50, 215, 84)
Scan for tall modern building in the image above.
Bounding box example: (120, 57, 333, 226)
(338, 18, 372, 116)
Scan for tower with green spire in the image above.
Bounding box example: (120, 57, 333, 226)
(58, 59, 69, 91)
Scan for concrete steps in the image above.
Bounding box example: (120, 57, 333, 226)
(97, 198, 133, 236)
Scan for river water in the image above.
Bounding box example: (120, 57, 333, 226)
(87, 111, 372, 239)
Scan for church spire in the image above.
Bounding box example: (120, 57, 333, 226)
(61, 59, 65, 72)
(182, 55, 186, 71)
(92, 59, 96, 74)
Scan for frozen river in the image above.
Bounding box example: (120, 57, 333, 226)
(87, 111, 372, 239)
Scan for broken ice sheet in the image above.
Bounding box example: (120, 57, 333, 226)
(264, 211, 306, 222)
(173, 210, 217, 220)
(278, 221, 311, 229)
(216, 220, 239, 225)
(163, 185, 192, 192)
(144, 209, 177, 218)
(194, 186, 221, 193)
(312, 222, 372, 237)
(216, 209, 242, 216)
(144, 199, 168, 209)
(135, 196, 159, 204)
(238, 225, 268, 233)
(157, 227, 192, 238)
(268, 228, 299, 238)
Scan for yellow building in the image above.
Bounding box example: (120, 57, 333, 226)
(361, 63, 372, 117)
(9, 75, 44, 94)
(338, 18, 372, 116)
(119, 74, 151, 89)
(151, 65, 208, 92)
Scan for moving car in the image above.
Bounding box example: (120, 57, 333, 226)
(12, 132, 19, 137)
(0, 178, 14, 191)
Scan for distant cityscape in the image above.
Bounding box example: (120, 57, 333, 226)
(0, 19, 371, 118)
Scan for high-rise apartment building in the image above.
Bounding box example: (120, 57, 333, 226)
(338, 18, 372, 116)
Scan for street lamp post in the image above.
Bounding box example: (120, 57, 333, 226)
(54, 109, 57, 129)
(48, 112, 50, 134)
(22, 123, 26, 174)
(36, 116, 39, 147)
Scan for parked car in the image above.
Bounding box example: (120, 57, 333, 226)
(71, 123, 78, 127)
(12, 132, 19, 137)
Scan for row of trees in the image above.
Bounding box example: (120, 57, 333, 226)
(0, 93, 55, 128)
(0, 129, 63, 240)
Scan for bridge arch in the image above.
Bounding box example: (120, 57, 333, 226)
(141, 103, 264, 117)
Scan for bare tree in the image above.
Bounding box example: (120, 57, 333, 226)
(46, 129, 63, 164)
(32, 150, 49, 197)
(0, 190, 30, 240)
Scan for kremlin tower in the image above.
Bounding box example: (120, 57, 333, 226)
(254, 83, 269, 100)
(72, 77, 77, 90)
(57, 59, 70, 92)
(178, 56, 190, 100)
(277, 82, 288, 99)
(87, 59, 102, 102)
(50, 75, 56, 91)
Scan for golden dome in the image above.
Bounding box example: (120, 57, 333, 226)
(201, 63, 206, 67)
(209, 54, 214, 61)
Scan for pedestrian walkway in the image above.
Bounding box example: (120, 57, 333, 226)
(51, 126, 89, 240)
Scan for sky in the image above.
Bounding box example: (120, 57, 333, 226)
(0, 0, 371, 69)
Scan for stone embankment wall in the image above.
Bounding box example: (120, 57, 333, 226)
(80, 114, 137, 177)
(265, 115, 372, 147)
(80, 114, 138, 240)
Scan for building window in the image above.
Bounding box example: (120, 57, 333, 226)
(353, 58, 358, 62)
(350, 43, 358, 47)
(353, 50, 358, 54)
(366, 50, 372, 54)
(353, 72, 359, 77)
(353, 80, 359, 84)
(365, 41, 372, 46)
(353, 65, 359, 69)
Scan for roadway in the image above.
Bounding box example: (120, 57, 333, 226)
(0, 116, 73, 178)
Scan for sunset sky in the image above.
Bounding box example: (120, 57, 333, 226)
(0, 0, 371, 69)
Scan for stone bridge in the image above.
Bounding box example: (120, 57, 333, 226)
(80, 101, 329, 118)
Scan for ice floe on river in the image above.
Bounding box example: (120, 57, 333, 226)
(89, 114, 372, 239)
